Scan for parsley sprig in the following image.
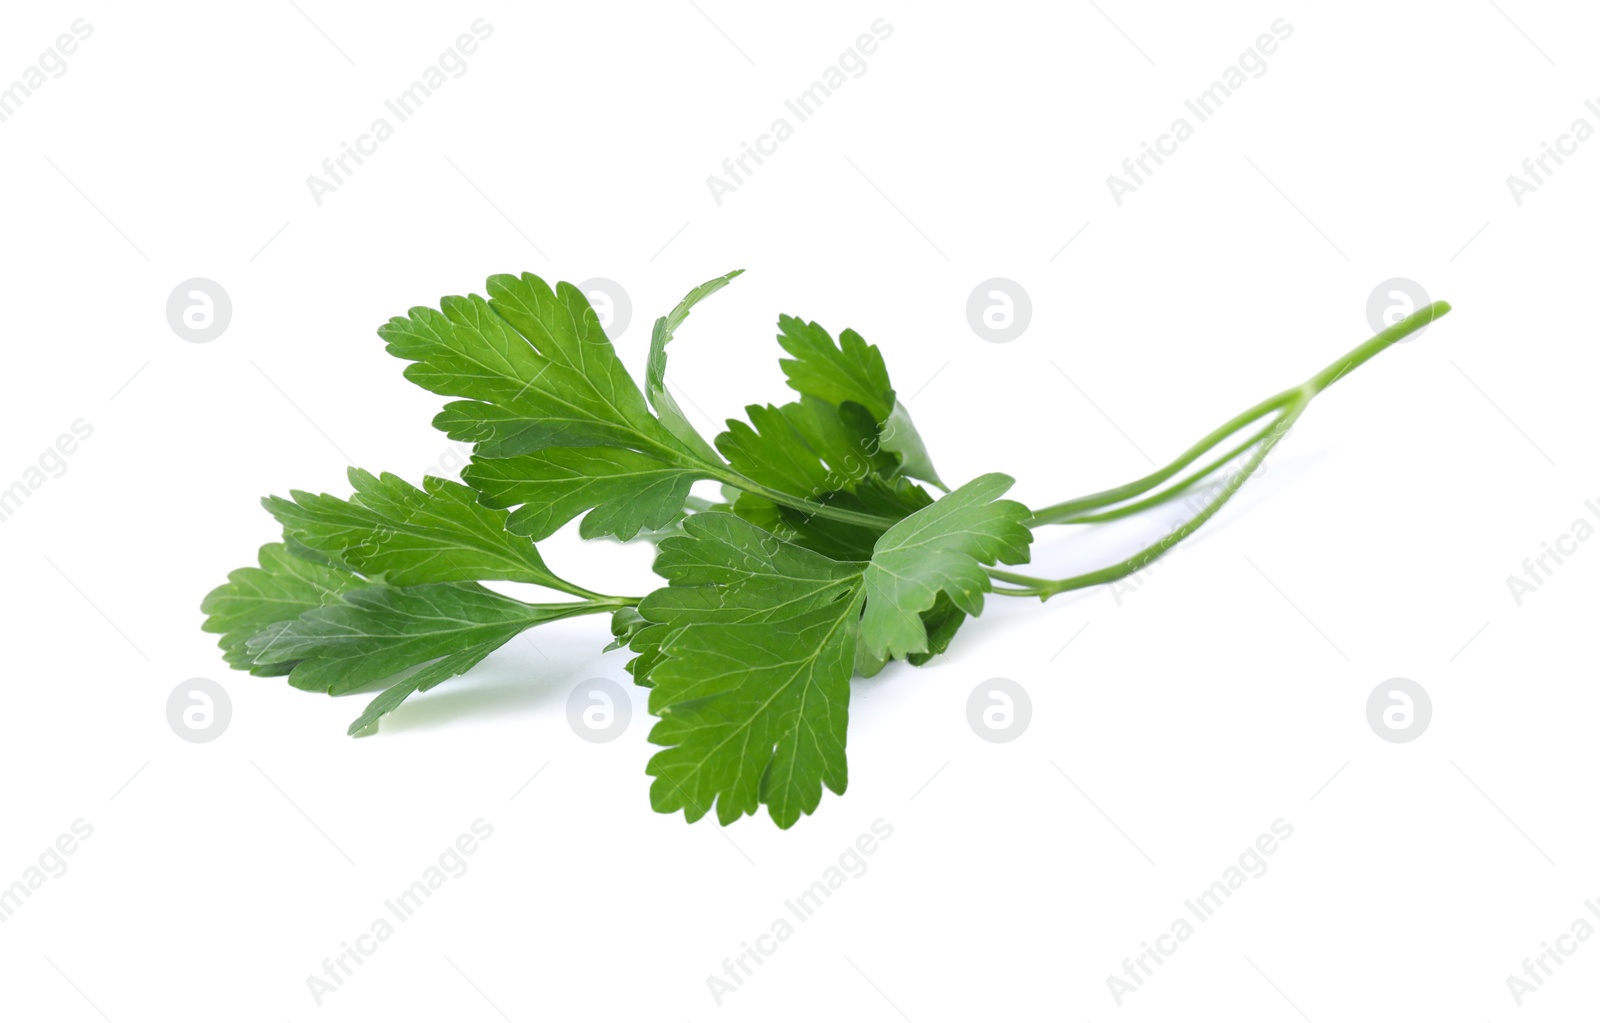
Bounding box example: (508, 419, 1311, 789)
(202, 271, 1450, 827)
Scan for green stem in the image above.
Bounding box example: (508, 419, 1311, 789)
(646, 443, 901, 531)
(530, 594, 641, 614)
(705, 466, 899, 530)
(1026, 301, 1450, 526)
(1050, 420, 1280, 525)
(547, 580, 624, 602)
(992, 409, 1302, 598)
(1303, 300, 1450, 395)
(1026, 389, 1297, 525)
(994, 300, 1451, 599)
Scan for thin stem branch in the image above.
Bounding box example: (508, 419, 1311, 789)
(1303, 300, 1450, 396)
(523, 594, 641, 615)
(1025, 301, 1450, 527)
(1050, 420, 1280, 525)
(994, 300, 1452, 600)
(706, 466, 899, 530)
(992, 409, 1303, 598)
(1026, 389, 1298, 525)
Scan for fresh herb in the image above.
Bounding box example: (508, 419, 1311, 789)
(202, 271, 1451, 827)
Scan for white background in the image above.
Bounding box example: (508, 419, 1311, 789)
(1, 1, 1596, 1019)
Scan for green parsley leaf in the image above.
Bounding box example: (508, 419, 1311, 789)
(643, 512, 863, 619)
(200, 543, 366, 675)
(775, 315, 944, 487)
(859, 473, 1033, 661)
(776, 315, 894, 421)
(880, 400, 945, 490)
(378, 274, 686, 458)
(245, 582, 597, 696)
(645, 270, 743, 463)
(635, 512, 865, 826)
(715, 395, 933, 561)
(604, 606, 648, 653)
(636, 475, 1031, 827)
(906, 592, 967, 667)
(384, 272, 738, 542)
(649, 600, 858, 828)
(346, 641, 506, 737)
(262, 469, 583, 592)
(465, 446, 702, 542)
